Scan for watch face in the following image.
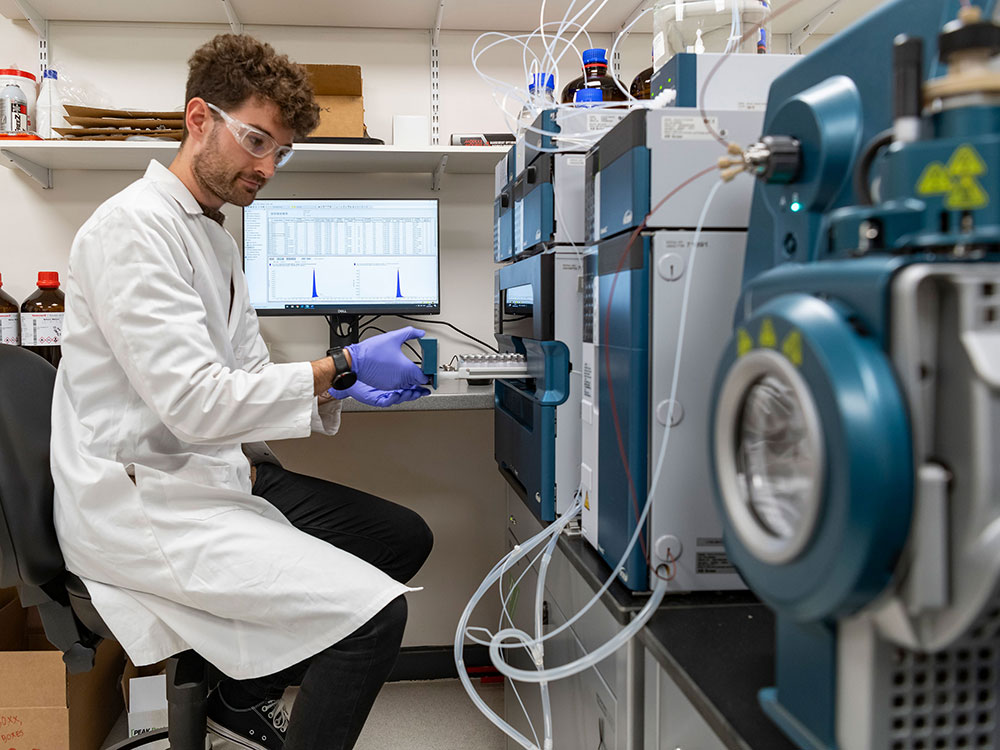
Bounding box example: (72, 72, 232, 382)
(332, 371, 358, 390)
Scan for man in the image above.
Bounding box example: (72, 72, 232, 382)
(50, 34, 433, 750)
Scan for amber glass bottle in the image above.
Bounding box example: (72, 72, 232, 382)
(0, 273, 19, 346)
(21, 271, 65, 367)
(559, 48, 628, 104)
(630, 66, 653, 100)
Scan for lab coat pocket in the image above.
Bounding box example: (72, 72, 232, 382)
(134, 463, 247, 521)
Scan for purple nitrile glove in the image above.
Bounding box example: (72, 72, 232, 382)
(328, 381, 430, 408)
(345, 326, 429, 391)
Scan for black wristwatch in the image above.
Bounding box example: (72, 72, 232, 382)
(327, 347, 358, 391)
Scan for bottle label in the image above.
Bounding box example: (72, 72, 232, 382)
(21, 312, 64, 346)
(0, 313, 19, 345)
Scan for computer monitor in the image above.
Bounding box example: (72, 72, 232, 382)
(243, 198, 440, 317)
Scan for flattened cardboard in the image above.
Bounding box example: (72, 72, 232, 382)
(54, 127, 183, 136)
(64, 117, 182, 128)
(62, 105, 183, 119)
(302, 64, 365, 139)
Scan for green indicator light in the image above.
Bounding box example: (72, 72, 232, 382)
(790, 201, 802, 212)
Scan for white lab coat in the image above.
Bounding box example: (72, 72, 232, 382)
(50, 160, 413, 679)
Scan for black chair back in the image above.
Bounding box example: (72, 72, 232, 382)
(0, 343, 64, 590)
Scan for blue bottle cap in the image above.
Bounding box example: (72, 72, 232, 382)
(531, 73, 556, 91)
(582, 48, 608, 65)
(42, 69, 57, 80)
(574, 88, 603, 106)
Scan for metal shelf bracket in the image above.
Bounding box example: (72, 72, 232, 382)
(2, 149, 53, 189)
(790, 0, 844, 52)
(431, 154, 448, 191)
(430, 1, 445, 146)
(15, 0, 49, 76)
(221, 0, 243, 34)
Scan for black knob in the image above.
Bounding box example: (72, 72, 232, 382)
(893, 35, 924, 121)
(939, 9, 1000, 64)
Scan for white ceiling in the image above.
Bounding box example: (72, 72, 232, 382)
(0, 0, 893, 35)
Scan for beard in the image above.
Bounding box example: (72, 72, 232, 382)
(192, 128, 266, 207)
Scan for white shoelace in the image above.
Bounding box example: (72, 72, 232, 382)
(260, 696, 292, 733)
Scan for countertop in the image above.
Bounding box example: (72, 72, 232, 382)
(339, 379, 494, 412)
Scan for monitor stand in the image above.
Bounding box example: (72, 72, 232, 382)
(328, 315, 361, 349)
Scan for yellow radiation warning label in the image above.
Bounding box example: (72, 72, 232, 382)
(916, 143, 989, 210)
(759, 318, 777, 349)
(781, 330, 803, 367)
(737, 328, 753, 357)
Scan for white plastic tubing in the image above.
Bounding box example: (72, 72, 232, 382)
(455, 180, 727, 749)
(471, 0, 653, 155)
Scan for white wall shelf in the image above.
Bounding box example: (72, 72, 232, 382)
(0, 141, 506, 189)
(2, 0, 650, 34)
(0, 0, 880, 37)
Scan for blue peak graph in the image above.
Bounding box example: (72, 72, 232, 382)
(312, 270, 319, 298)
(396, 270, 403, 299)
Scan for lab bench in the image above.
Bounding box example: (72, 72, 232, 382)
(339, 379, 495, 412)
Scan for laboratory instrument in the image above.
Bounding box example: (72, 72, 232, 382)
(710, 2, 1000, 748)
(649, 52, 796, 108)
(494, 250, 582, 522)
(584, 107, 764, 243)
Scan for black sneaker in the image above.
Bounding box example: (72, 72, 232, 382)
(206, 688, 291, 750)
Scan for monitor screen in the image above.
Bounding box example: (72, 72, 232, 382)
(243, 198, 440, 315)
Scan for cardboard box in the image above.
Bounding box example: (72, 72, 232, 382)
(120, 659, 169, 738)
(0, 591, 126, 750)
(302, 64, 365, 138)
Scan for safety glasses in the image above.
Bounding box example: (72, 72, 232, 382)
(206, 102, 294, 168)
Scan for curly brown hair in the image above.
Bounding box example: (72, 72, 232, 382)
(184, 33, 320, 141)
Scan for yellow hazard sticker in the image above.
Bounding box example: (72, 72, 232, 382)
(759, 318, 777, 349)
(584, 492, 590, 511)
(916, 143, 989, 210)
(737, 328, 753, 357)
(781, 330, 803, 367)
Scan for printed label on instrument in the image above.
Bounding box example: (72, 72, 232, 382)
(565, 156, 586, 167)
(697, 537, 724, 548)
(515, 198, 524, 253)
(586, 113, 623, 131)
(661, 116, 719, 140)
(696, 551, 737, 574)
(20, 312, 63, 346)
(0, 313, 19, 345)
(653, 31, 666, 62)
(593, 172, 602, 239)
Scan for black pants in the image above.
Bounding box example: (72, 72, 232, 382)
(218, 462, 434, 750)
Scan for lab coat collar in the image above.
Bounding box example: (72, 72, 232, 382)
(144, 159, 209, 219)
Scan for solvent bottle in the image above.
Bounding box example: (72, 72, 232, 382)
(560, 48, 629, 105)
(630, 66, 653, 99)
(0, 273, 19, 345)
(21, 271, 65, 367)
